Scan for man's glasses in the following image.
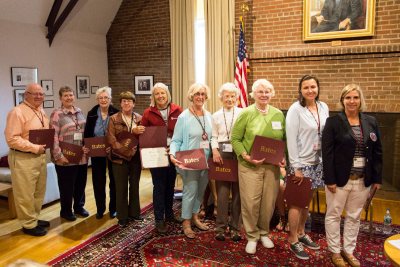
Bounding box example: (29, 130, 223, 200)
(26, 92, 44, 97)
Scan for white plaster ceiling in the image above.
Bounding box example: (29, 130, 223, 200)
(0, 0, 123, 35)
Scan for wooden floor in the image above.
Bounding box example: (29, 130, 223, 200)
(0, 169, 398, 266)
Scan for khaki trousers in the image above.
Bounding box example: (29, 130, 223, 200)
(8, 150, 47, 229)
(325, 178, 370, 254)
(238, 163, 279, 241)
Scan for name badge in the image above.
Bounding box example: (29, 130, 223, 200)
(353, 157, 366, 168)
(272, 121, 282, 130)
(222, 143, 233, 152)
(74, 132, 83, 141)
(200, 140, 209, 149)
(313, 137, 321, 151)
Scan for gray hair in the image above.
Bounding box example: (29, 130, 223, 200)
(250, 79, 275, 98)
(187, 83, 210, 102)
(150, 82, 172, 107)
(96, 86, 112, 100)
(218, 82, 239, 100)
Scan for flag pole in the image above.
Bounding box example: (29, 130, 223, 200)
(240, 3, 249, 32)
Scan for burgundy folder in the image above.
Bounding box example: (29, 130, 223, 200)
(176, 149, 208, 170)
(59, 141, 83, 164)
(208, 158, 238, 182)
(84, 136, 108, 157)
(250, 135, 285, 166)
(139, 126, 167, 148)
(283, 174, 312, 209)
(29, 129, 55, 149)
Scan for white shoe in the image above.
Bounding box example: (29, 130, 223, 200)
(245, 240, 257, 254)
(260, 235, 274, 248)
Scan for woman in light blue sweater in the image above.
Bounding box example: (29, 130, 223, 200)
(169, 83, 212, 239)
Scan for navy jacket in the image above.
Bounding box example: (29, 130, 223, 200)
(84, 104, 119, 138)
(322, 112, 382, 187)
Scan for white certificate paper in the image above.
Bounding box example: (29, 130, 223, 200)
(388, 240, 400, 250)
(140, 147, 169, 168)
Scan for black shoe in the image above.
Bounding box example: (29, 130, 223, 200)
(22, 226, 47, 236)
(96, 213, 104, 219)
(155, 220, 168, 234)
(130, 216, 144, 222)
(61, 213, 77, 221)
(109, 211, 117, 219)
(75, 208, 89, 217)
(118, 219, 129, 227)
(166, 215, 183, 224)
(37, 220, 50, 228)
(215, 232, 225, 241)
(230, 230, 242, 242)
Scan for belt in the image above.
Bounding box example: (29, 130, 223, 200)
(349, 173, 364, 180)
(11, 149, 33, 154)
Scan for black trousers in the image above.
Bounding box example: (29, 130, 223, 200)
(112, 152, 141, 220)
(55, 164, 88, 216)
(91, 157, 116, 215)
(150, 162, 177, 221)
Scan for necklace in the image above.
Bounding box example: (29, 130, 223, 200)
(190, 107, 208, 141)
(256, 105, 268, 114)
(306, 103, 321, 136)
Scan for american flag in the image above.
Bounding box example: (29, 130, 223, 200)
(234, 17, 249, 108)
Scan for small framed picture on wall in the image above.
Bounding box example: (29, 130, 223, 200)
(76, 76, 90, 98)
(91, 86, 99, 94)
(41, 80, 53, 96)
(134, 75, 153, 95)
(14, 88, 25, 106)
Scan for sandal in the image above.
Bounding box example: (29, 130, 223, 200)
(192, 218, 209, 231)
(182, 220, 195, 239)
(341, 251, 360, 267)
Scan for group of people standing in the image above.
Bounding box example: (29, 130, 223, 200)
(5, 74, 382, 267)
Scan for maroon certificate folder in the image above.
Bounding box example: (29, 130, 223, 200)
(84, 137, 108, 157)
(139, 126, 167, 148)
(283, 174, 312, 209)
(116, 131, 138, 149)
(207, 158, 238, 182)
(250, 135, 285, 166)
(176, 149, 208, 170)
(29, 129, 55, 149)
(59, 141, 83, 164)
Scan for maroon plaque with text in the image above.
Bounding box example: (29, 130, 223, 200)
(29, 129, 55, 149)
(84, 137, 108, 157)
(176, 149, 208, 170)
(59, 141, 83, 164)
(139, 126, 167, 148)
(283, 174, 312, 209)
(250, 135, 285, 166)
(207, 158, 238, 182)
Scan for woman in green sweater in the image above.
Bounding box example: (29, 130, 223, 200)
(231, 79, 286, 255)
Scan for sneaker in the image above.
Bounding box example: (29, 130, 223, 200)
(298, 234, 320, 250)
(260, 235, 274, 248)
(290, 242, 309, 260)
(245, 241, 257, 254)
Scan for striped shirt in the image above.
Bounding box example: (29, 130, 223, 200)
(50, 106, 87, 164)
(350, 125, 365, 174)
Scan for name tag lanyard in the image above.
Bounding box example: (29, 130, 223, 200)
(122, 112, 137, 133)
(158, 105, 170, 136)
(24, 102, 45, 128)
(222, 107, 235, 141)
(306, 104, 320, 137)
(190, 108, 208, 141)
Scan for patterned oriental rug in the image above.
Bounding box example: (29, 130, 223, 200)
(48, 201, 399, 266)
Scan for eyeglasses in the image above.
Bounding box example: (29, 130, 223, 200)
(98, 97, 110, 100)
(255, 90, 272, 96)
(194, 92, 206, 97)
(26, 92, 44, 97)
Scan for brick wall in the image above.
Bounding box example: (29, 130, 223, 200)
(235, 0, 400, 112)
(107, 0, 171, 113)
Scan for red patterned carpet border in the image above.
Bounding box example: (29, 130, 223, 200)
(48, 201, 399, 267)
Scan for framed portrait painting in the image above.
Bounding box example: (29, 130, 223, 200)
(134, 75, 153, 95)
(303, 0, 375, 41)
(41, 80, 53, 96)
(14, 88, 25, 106)
(11, 67, 38, 87)
(76, 76, 90, 98)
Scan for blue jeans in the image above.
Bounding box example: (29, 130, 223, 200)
(150, 163, 177, 221)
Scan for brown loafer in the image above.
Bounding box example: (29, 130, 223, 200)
(341, 251, 360, 267)
(331, 254, 347, 267)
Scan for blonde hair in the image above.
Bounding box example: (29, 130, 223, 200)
(187, 83, 210, 102)
(150, 82, 171, 107)
(250, 79, 275, 98)
(339, 84, 366, 111)
(217, 82, 239, 100)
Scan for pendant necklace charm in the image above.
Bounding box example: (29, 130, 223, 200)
(202, 132, 208, 141)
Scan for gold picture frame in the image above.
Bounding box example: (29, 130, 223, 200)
(303, 0, 375, 41)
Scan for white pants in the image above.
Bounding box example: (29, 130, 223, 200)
(325, 178, 370, 254)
